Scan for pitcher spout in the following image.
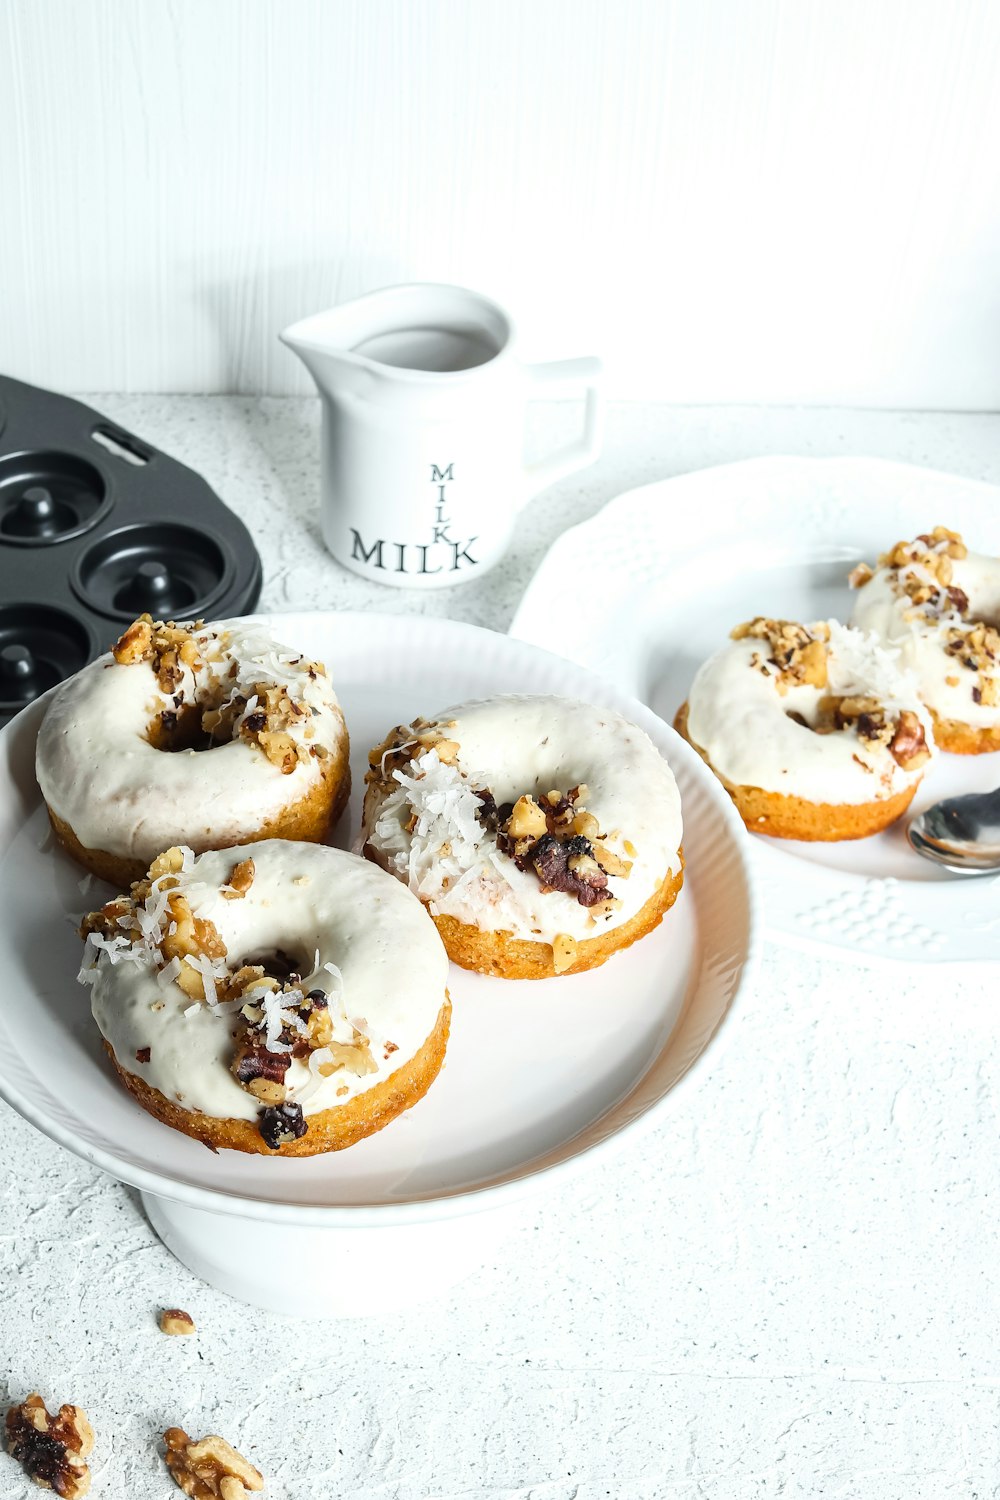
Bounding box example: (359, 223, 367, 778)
(279, 305, 376, 400)
(281, 283, 512, 395)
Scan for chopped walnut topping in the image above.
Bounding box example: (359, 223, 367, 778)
(161, 894, 228, 1000)
(848, 562, 874, 589)
(888, 710, 931, 770)
(314, 1039, 377, 1077)
(112, 615, 153, 664)
(149, 846, 186, 882)
(944, 621, 1000, 706)
(112, 614, 204, 693)
(507, 794, 549, 841)
(159, 1308, 197, 1336)
(804, 695, 931, 769)
(6, 1394, 94, 1498)
(476, 786, 632, 908)
(163, 1427, 264, 1497)
(551, 934, 578, 974)
(222, 858, 255, 899)
(255, 729, 299, 773)
(879, 526, 967, 575)
(872, 528, 970, 617)
(82, 848, 228, 1002)
(228, 977, 369, 1141)
(367, 718, 462, 782)
(731, 618, 829, 694)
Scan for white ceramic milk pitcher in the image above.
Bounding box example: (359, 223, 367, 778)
(280, 284, 604, 588)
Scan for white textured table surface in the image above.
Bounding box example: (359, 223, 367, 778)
(3, 400, 999, 1500)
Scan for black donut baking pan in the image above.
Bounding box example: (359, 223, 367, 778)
(0, 377, 262, 725)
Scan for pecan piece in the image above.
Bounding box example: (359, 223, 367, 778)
(6, 1394, 94, 1498)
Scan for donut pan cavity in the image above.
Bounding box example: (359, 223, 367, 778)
(0, 377, 262, 723)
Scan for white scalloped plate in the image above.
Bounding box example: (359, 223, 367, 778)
(0, 612, 754, 1224)
(510, 456, 1000, 966)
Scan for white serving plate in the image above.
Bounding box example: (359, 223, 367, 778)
(510, 456, 1000, 967)
(0, 612, 754, 1315)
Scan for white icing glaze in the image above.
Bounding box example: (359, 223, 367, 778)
(851, 548, 1000, 728)
(35, 620, 347, 862)
(686, 621, 935, 805)
(361, 695, 683, 944)
(83, 841, 448, 1123)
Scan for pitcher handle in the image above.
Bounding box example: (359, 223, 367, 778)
(522, 357, 605, 504)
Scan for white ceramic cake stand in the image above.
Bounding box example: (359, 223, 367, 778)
(0, 613, 755, 1316)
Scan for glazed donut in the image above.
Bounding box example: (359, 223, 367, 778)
(78, 841, 450, 1156)
(675, 618, 935, 841)
(36, 615, 351, 886)
(850, 526, 1000, 753)
(360, 694, 684, 980)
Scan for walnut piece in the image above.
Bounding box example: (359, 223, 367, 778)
(6, 1393, 94, 1498)
(507, 794, 549, 840)
(255, 729, 299, 774)
(848, 562, 874, 589)
(888, 710, 932, 770)
(551, 933, 578, 974)
(160, 893, 228, 1000)
(160, 1308, 197, 1336)
(163, 1428, 264, 1498)
(112, 614, 153, 664)
(222, 858, 255, 900)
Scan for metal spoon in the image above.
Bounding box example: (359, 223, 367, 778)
(907, 786, 1000, 874)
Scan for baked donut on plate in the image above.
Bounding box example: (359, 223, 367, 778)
(360, 695, 684, 980)
(675, 618, 935, 841)
(78, 841, 450, 1156)
(850, 526, 1000, 753)
(36, 615, 351, 886)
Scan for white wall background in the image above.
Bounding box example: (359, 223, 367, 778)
(2, 0, 1000, 406)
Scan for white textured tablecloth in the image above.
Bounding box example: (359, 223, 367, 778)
(3, 399, 998, 1500)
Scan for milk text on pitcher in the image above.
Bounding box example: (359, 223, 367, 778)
(349, 463, 479, 576)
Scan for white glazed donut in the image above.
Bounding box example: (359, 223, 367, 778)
(79, 840, 451, 1155)
(36, 615, 351, 883)
(361, 694, 684, 979)
(677, 618, 935, 840)
(850, 527, 1000, 753)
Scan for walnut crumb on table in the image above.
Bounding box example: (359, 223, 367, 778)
(163, 1428, 264, 1498)
(159, 1308, 197, 1335)
(5, 1393, 94, 1498)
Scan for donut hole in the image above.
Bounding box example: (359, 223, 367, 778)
(145, 682, 234, 753)
(236, 948, 309, 983)
(146, 703, 216, 753)
(784, 707, 831, 734)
